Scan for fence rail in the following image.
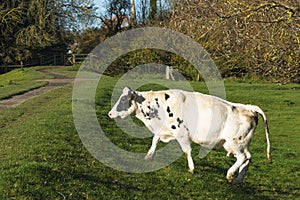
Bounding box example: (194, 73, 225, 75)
(70, 54, 96, 65)
(0, 53, 95, 74)
(0, 65, 23, 74)
(40, 53, 65, 66)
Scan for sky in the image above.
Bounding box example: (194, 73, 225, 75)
(92, 0, 141, 26)
(93, 0, 106, 15)
(93, 0, 139, 15)
(91, 0, 171, 26)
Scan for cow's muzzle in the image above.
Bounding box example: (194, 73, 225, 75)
(108, 111, 114, 118)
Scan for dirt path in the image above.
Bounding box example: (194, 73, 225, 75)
(0, 69, 74, 111)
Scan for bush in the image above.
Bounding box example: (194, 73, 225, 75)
(164, 0, 299, 83)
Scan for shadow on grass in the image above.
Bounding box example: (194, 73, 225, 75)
(11, 153, 297, 199)
(73, 173, 141, 192)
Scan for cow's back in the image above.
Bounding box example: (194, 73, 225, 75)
(176, 91, 230, 145)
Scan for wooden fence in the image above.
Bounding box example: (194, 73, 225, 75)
(0, 53, 65, 74)
(69, 54, 96, 65)
(0, 65, 23, 74)
(40, 53, 65, 66)
(0, 53, 98, 74)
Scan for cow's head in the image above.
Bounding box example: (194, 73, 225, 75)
(108, 87, 145, 119)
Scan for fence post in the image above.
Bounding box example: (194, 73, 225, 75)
(61, 53, 64, 65)
(72, 54, 75, 65)
(53, 54, 56, 66)
(166, 66, 175, 80)
(166, 66, 170, 79)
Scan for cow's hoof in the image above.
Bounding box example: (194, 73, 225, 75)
(235, 182, 243, 187)
(227, 181, 243, 188)
(234, 180, 244, 187)
(226, 174, 234, 184)
(144, 153, 153, 160)
(188, 169, 194, 174)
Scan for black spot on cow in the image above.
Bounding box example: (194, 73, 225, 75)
(141, 109, 147, 117)
(142, 106, 161, 120)
(177, 118, 184, 127)
(155, 98, 160, 108)
(149, 109, 160, 119)
(116, 92, 132, 112)
(167, 106, 171, 113)
(166, 106, 174, 117)
(171, 125, 176, 129)
(231, 106, 237, 112)
(165, 93, 170, 100)
(136, 94, 145, 104)
(184, 125, 189, 132)
(117, 90, 145, 112)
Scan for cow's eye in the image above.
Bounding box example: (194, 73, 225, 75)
(121, 97, 126, 102)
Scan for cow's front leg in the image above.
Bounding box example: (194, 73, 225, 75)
(176, 134, 194, 173)
(145, 135, 160, 160)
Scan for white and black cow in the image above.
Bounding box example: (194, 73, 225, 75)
(108, 87, 271, 184)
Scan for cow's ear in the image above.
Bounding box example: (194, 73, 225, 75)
(123, 86, 132, 93)
(131, 92, 137, 100)
(131, 92, 145, 104)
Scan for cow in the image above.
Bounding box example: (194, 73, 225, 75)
(108, 87, 271, 184)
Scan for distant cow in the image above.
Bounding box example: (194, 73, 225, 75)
(108, 87, 271, 184)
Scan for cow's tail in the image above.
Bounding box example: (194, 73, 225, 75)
(251, 105, 272, 163)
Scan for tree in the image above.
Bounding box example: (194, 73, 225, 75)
(130, 0, 137, 26)
(0, 0, 98, 65)
(165, 0, 300, 83)
(149, 0, 157, 21)
(76, 28, 105, 54)
(99, 0, 131, 37)
(133, 0, 170, 25)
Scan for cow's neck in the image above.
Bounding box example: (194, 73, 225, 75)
(134, 91, 165, 133)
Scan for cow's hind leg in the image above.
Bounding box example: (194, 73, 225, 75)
(236, 150, 251, 184)
(226, 152, 247, 183)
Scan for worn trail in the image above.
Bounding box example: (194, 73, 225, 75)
(0, 69, 74, 111)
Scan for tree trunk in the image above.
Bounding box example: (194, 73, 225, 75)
(149, 0, 157, 21)
(130, 0, 136, 26)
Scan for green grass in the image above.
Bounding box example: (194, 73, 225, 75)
(46, 64, 80, 78)
(0, 65, 79, 100)
(0, 67, 51, 100)
(0, 69, 299, 199)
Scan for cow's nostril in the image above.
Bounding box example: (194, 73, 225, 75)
(108, 112, 113, 118)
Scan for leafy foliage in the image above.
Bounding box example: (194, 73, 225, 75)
(78, 0, 299, 83)
(103, 49, 199, 81)
(165, 0, 300, 83)
(99, 0, 131, 37)
(0, 0, 97, 65)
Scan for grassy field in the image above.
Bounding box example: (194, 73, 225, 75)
(0, 67, 52, 100)
(46, 64, 80, 78)
(0, 67, 299, 199)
